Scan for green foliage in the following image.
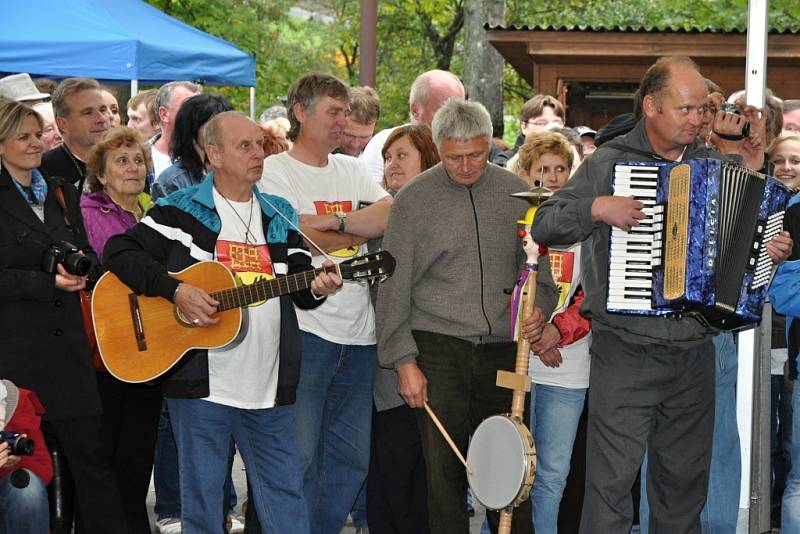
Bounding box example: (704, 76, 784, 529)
(144, 0, 800, 127)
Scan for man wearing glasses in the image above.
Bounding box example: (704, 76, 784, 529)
(493, 94, 565, 168)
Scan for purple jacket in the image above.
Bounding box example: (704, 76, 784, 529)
(80, 191, 151, 262)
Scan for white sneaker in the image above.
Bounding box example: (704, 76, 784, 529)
(227, 514, 245, 533)
(156, 517, 182, 534)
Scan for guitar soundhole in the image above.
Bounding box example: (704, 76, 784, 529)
(174, 306, 196, 328)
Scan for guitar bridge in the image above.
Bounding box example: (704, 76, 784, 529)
(128, 293, 147, 351)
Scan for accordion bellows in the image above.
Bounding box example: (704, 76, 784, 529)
(607, 158, 790, 330)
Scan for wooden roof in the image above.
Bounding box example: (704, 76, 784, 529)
(485, 25, 800, 97)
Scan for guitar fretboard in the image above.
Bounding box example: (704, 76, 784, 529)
(212, 265, 337, 311)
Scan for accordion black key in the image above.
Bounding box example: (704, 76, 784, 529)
(606, 158, 790, 330)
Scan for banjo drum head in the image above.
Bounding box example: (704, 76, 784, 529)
(466, 414, 530, 510)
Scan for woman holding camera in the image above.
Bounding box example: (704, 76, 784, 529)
(0, 98, 127, 532)
(80, 126, 161, 534)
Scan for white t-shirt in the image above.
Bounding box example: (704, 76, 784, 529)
(259, 152, 389, 345)
(151, 146, 172, 179)
(529, 242, 591, 389)
(358, 126, 397, 183)
(205, 188, 281, 409)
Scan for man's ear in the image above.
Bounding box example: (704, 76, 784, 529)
(410, 102, 421, 122)
(293, 102, 306, 124)
(158, 105, 168, 125)
(205, 144, 222, 168)
(55, 116, 68, 136)
(643, 94, 658, 118)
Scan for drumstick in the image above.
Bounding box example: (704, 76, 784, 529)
(423, 401, 474, 475)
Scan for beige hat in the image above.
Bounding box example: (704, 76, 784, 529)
(0, 73, 49, 102)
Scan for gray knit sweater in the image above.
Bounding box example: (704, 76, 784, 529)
(376, 162, 558, 369)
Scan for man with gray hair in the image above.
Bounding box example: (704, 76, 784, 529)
(377, 98, 557, 534)
(359, 69, 465, 181)
(41, 77, 110, 189)
(151, 81, 203, 178)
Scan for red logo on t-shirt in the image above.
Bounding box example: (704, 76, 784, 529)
(312, 200, 359, 258)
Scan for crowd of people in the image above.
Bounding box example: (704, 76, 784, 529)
(0, 54, 799, 534)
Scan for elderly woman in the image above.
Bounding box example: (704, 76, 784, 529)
(517, 130, 591, 534)
(81, 127, 153, 259)
(79, 126, 160, 534)
(0, 99, 127, 532)
(151, 93, 233, 200)
(366, 124, 439, 534)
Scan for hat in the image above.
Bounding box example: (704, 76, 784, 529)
(575, 126, 597, 138)
(0, 73, 50, 103)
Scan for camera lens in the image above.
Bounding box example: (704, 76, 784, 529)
(63, 252, 93, 277)
(10, 436, 35, 456)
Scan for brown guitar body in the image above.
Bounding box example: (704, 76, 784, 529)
(92, 261, 242, 383)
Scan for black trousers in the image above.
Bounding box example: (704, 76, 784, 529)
(96, 372, 162, 534)
(367, 403, 429, 534)
(42, 415, 128, 534)
(579, 330, 715, 534)
(413, 331, 533, 534)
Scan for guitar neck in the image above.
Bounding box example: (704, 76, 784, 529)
(212, 264, 338, 311)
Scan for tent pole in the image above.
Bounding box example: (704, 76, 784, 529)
(131, 79, 139, 97)
(250, 87, 256, 120)
(739, 2, 769, 533)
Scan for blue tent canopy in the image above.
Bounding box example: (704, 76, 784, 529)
(0, 0, 256, 86)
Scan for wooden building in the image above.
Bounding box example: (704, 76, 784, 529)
(485, 24, 800, 129)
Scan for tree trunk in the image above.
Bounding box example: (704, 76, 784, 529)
(463, 0, 505, 137)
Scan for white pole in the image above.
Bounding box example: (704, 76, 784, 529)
(131, 79, 139, 97)
(737, 0, 769, 518)
(249, 86, 256, 120)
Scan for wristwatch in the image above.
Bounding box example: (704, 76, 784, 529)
(335, 211, 347, 233)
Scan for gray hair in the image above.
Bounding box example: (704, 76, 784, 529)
(155, 81, 203, 125)
(52, 77, 100, 118)
(431, 98, 492, 148)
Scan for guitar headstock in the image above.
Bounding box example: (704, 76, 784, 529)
(339, 250, 396, 285)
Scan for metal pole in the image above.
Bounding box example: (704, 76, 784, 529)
(739, 2, 770, 532)
(130, 79, 139, 97)
(359, 0, 377, 87)
(249, 86, 256, 120)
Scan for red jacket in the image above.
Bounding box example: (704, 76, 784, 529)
(0, 387, 53, 485)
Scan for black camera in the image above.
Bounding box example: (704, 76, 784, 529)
(41, 241, 93, 277)
(719, 101, 751, 138)
(0, 430, 35, 456)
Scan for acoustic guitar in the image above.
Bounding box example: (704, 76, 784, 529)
(91, 251, 395, 383)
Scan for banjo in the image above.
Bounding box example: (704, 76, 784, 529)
(466, 190, 548, 532)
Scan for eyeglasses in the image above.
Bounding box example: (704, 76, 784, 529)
(522, 119, 565, 129)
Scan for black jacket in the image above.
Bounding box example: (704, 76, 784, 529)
(0, 168, 102, 421)
(104, 175, 323, 403)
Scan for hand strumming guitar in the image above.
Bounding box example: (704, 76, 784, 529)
(174, 284, 220, 328)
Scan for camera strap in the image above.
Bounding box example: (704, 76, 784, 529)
(52, 185, 74, 230)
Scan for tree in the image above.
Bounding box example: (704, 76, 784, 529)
(463, 0, 506, 136)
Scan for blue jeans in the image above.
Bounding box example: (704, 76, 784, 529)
(529, 383, 587, 534)
(294, 331, 376, 534)
(640, 331, 739, 533)
(783, 380, 800, 532)
(0, 469, 49, 534)
(167, 398, 308, 534)
(153, 401, 237, 519)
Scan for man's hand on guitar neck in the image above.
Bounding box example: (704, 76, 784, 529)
(309, 260, 343, 297)
(174, 284, 220, 328)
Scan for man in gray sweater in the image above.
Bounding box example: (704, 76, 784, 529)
(377, 98, 557, 534)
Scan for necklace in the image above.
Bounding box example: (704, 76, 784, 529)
(220, 192, 256, 244)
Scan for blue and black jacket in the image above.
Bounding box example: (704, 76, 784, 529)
(104, 173, 323, 403)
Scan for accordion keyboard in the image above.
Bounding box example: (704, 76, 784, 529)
(607, 165, 661, 311)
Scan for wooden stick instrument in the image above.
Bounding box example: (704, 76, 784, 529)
(423, 401, 474, 475)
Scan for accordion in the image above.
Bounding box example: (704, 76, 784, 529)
(606, 158, 790, 330)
